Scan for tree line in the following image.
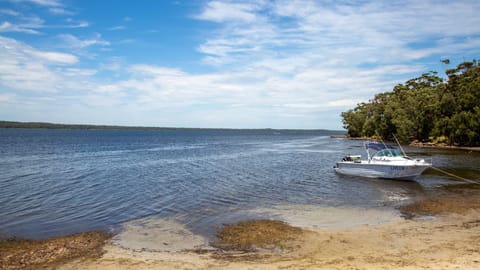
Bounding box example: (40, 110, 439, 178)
(341, 60, 480, 146)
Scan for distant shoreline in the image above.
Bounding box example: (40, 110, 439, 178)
(0, 121, 341, 133)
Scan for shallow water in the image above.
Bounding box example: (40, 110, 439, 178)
(0, 128, 478, 248)
(111, 205, 402, 252)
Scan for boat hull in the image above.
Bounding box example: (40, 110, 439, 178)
(334, 161, 431, 181)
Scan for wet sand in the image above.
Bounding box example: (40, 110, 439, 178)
(2, 188, 480, 270)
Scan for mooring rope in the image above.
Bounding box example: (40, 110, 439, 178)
(430, 166, 479, 184)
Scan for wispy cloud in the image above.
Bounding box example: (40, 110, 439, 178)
(196, 0, 480, 69)
(53, 33, 109, 59)
(29, 50, 78, 64)
(0, 36, 79, 91)
(195, 1, 262, 23)
(0, 14, 45, 34)
(48, 7, 73, 15)
(58, 33, 110, 48)
(0, 2, 83, 33)
(194, 0, 480, 100)
(24, 0, 74, 15)
(0, 9, 21, 16)
(108, 25, 126, 31)
(21, 0, 62, 7)
(0, 21, 40, 34)
(63, 18, 89, 28)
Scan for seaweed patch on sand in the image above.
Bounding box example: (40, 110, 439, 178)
(400, 188, 480, 217)
(0, 231, 111, 270)
(213, 219, 305, 253)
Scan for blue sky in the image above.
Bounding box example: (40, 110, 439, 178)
(0, 0, 479, 129)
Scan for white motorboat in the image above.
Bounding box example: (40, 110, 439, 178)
(334, 141, 432, 180)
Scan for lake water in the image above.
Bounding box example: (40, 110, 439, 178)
(1, 128, 479, 248)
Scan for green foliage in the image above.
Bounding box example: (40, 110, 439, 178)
(341, 103, 368, 137)
(341, 61, 480, 146)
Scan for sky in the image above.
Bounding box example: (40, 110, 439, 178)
(0, 0, 479, 130)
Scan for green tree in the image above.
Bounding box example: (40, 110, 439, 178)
(341, 103, 368, 137)
(340, 61, 480, 146)
(433, 61, 480, 145)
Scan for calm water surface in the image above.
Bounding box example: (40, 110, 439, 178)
(0, 128, 479, 240)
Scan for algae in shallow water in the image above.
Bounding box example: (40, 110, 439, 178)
(214, 219, 304, 252)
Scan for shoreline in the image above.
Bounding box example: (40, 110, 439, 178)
(2, 188, 480, 269)
(409, 142, 480, 152)
(335, 135, 480, 152)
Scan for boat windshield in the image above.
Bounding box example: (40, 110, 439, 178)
(372, 148, 403, 158)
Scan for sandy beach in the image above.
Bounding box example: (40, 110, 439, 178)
(59, 213, 480, 270)
(3, 187, 479, 270)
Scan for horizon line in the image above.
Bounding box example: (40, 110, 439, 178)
(0, 120, 345, 132)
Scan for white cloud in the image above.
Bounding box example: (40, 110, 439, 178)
(0, 36, 82, 92)
(196, 0, 480, 69)
(0, 9, 21, 16)
(128, 64, 185, 77)
(89, 60, 387, 127)
(0, 14, 45, 34)
(58, 33, 110, 48)
(195, 1, 262, 23)
(64, 20, 89, 28)
(62, 68, 97, 77)
(30, 50, 78, 64)
(48, 7, 73, 15)
(0, 21, 40, 34)
(108, 25, 125, 31)
(186, 0, 480, 127)
(27, 0, 62, 7)
(0, 4, 77, 31)
(327, 99, 358, 108)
